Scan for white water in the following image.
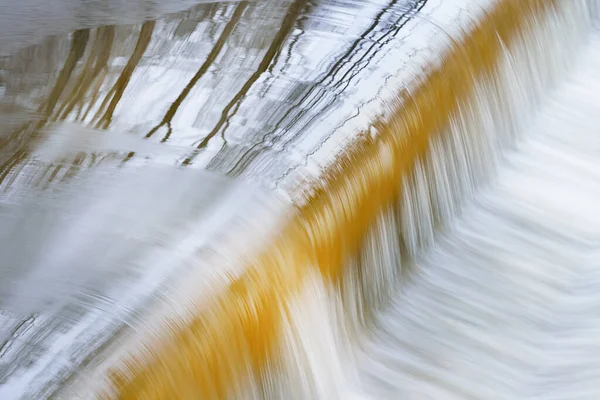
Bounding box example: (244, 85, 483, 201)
(0, 167, 288, 399)
(3, 0, 600, 398)
(251, 2, 600, 399)
(356, 21, 600, 400)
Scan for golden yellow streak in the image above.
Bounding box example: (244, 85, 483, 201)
(108, 1, 559, 398)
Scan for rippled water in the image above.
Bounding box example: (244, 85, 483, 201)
(0, 0, 433, 194)
(0, 0, 436, 397)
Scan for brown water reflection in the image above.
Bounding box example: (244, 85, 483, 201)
(0, 0, 426, 193)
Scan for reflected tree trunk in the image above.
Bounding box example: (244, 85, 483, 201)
(0, 29, 91, 186)
(55, 26, 116, 121)
(182, 0, 309, 165)
(39, 29, 90, 118)
(92, 20, 155, 129)
(145, 2, 248, 143)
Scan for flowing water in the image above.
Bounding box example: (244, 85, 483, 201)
(357, 31, 600, 399)
(1, 0, 600, 399)
(0, 1, 440, 397)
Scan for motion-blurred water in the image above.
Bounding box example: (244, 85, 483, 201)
(0, 0, 434, 397)
(2, 0, 599, 399)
